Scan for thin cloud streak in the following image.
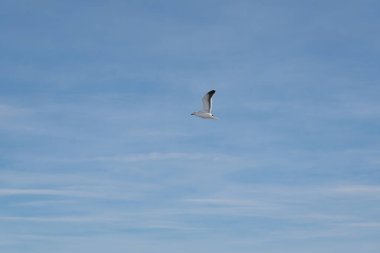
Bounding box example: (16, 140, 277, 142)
(348, 222, 380, 228)
(0, 104, 28, 117)
(180, 183, 380, 223)
(0, 215, 119, 223)
(81, 152, 234, 162)
(0, 188, 82, 197)
(333, 185, 380, 195)
(9, 152, 238, 164)
(0, 187, 135, 200)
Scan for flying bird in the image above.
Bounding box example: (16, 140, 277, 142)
(191, 90, 217, 119)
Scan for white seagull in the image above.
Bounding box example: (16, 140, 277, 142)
(191, 90, 217, 119)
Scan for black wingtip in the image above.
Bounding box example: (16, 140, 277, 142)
(208, 90, 216, 95)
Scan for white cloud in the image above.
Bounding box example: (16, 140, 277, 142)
(186, 198, 258, 206)
(0, 213, 127, 223)
(0, 104, 36, 131)
(0, 104, 26, 117)
(10, 200, 77, 207)
(179, 183, 380, 225)
(333, 185, 380, 195)
(0, 188, 80, 197)
(348, 222, 380, 228)
(11, 152, 237, 165)
(82, 152, 233, 162)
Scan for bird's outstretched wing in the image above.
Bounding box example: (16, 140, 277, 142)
(202, 90, 215, 113)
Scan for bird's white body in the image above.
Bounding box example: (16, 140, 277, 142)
(191, 111, 217, 119)
(191, 90, 217, 120)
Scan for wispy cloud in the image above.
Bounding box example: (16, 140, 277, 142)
(0, 188, 81, 197)
(0, 186, 137, 200)
(10, 200, 77, 207)
(180, 183, 380, 224)
(0, 215, 118, 223)
(7, 151, 238, 166)
(333, 185, 380, 195)
(186, 198, 258, 206)
(348, 222, 380, 228)
(0, 104, 28, 117)
(0, 104, 36, 132)
(81, 152, 234, 162)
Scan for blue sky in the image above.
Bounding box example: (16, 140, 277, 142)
(1, 0, 380, 252)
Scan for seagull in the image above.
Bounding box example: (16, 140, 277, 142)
(191, 90, 217, 119)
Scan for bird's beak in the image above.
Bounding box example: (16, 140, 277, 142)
(191, 112, 194, 115)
